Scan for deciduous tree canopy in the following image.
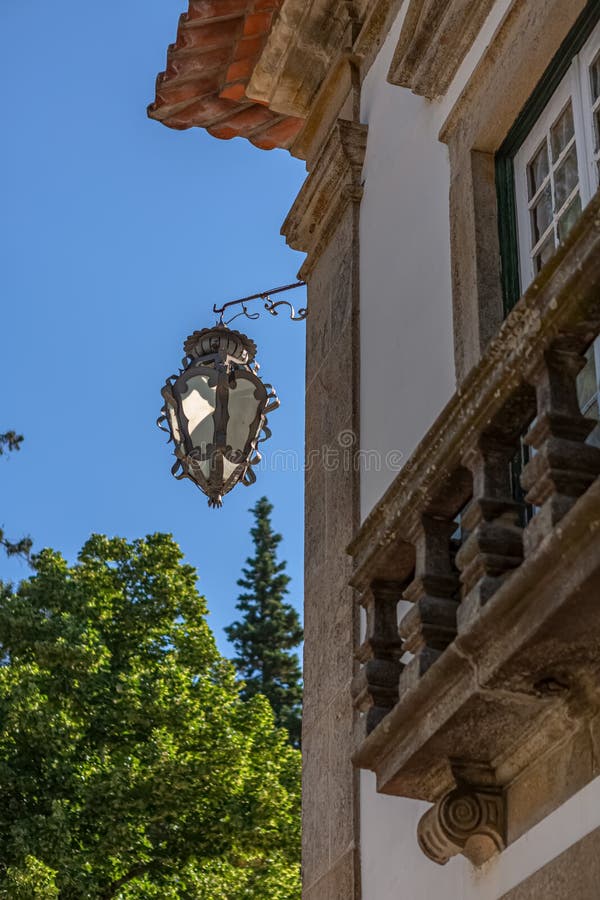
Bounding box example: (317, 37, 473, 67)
(0, 533, 300, 899)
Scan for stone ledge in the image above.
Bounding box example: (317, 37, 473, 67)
(353, 476, 600, 797)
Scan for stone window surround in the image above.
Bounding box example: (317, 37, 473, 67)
(438, 0, 594, 384)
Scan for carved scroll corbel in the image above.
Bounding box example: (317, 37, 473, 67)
(417, 785, 506, 867)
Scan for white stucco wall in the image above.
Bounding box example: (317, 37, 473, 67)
(359, 0, 514, 515)
(357, 0, 600, 896)
(358, 2, 455, 514)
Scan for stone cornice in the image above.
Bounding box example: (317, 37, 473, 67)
(387, 0, 497, 99)
(245, 0, 502, 141)
(246, 0, 358, 119)
(281, 119, 367, 277)
(245, 0, 392, 126)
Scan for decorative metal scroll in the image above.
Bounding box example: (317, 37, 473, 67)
(213, 281, 307, 326)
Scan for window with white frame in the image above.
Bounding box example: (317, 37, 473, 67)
(514, 20, 600, 284)
(513, 18, 600, 439)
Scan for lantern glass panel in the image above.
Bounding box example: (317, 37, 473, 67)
(222, 458, 240, 480)
(180, 374, 217, 449)
(166, 403, 181, 443)
(226, 378, 263, 456)
(198, 459, 212, 479)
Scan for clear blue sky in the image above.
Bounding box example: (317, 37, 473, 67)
(0, 0, 307, 654)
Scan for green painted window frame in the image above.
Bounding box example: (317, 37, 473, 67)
(496, 0, 600, 316)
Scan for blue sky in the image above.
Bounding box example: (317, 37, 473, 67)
(0, 0, 306, 653)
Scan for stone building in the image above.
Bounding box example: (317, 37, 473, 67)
(150, 0, 600, 897)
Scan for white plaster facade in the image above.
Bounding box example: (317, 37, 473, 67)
(359, 3, 455, 515)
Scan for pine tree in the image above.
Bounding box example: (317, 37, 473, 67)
(225, 497, 303, 746)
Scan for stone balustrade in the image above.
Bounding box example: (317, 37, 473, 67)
(349, 190, 600, 864)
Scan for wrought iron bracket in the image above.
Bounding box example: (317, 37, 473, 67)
(212, 281, 307, 326)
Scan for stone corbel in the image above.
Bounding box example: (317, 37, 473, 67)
(417, 784, 506, 866)
(387, 0, 497, 99)
(281, 119, 367, 277)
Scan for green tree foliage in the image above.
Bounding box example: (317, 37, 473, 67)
(225, 498, 303, 747)
(0, 431, 32, 560)
(0, 533, 300, 899)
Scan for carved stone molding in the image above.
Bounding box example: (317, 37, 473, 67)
(387, 0, 497, 99)
(418, 785, 506, 866)
(281, 119, 367, 277)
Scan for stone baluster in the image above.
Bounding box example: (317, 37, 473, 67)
(352, 580, 404, 734)
(521, 338, 600, 555)
(398, 515, 459, 696)
(456, 434, 524, 631)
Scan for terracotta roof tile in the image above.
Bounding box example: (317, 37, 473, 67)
(187, 0, 248, 19)
(148, 0, 304, 151)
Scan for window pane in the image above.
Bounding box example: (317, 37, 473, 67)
(557, 192, 582, 241)
(554, 144, 579, 209)
(577, 346, 598, 410)
(594, 106, 600, 153)
(531, 184, 553, 243)
(527, 142, 549, 198)
(534, 234, 555, 273)
(591, 51, 600, 102)
(550, 102, 574, 161)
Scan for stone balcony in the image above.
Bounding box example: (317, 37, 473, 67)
(349, 190, 600, 867)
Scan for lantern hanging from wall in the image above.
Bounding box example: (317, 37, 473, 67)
(158, 325, 279, 508)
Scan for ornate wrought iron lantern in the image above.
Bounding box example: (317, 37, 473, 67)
(158, 325, 279, 508)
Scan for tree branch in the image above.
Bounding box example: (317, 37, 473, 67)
(102, 861, 158, 899)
